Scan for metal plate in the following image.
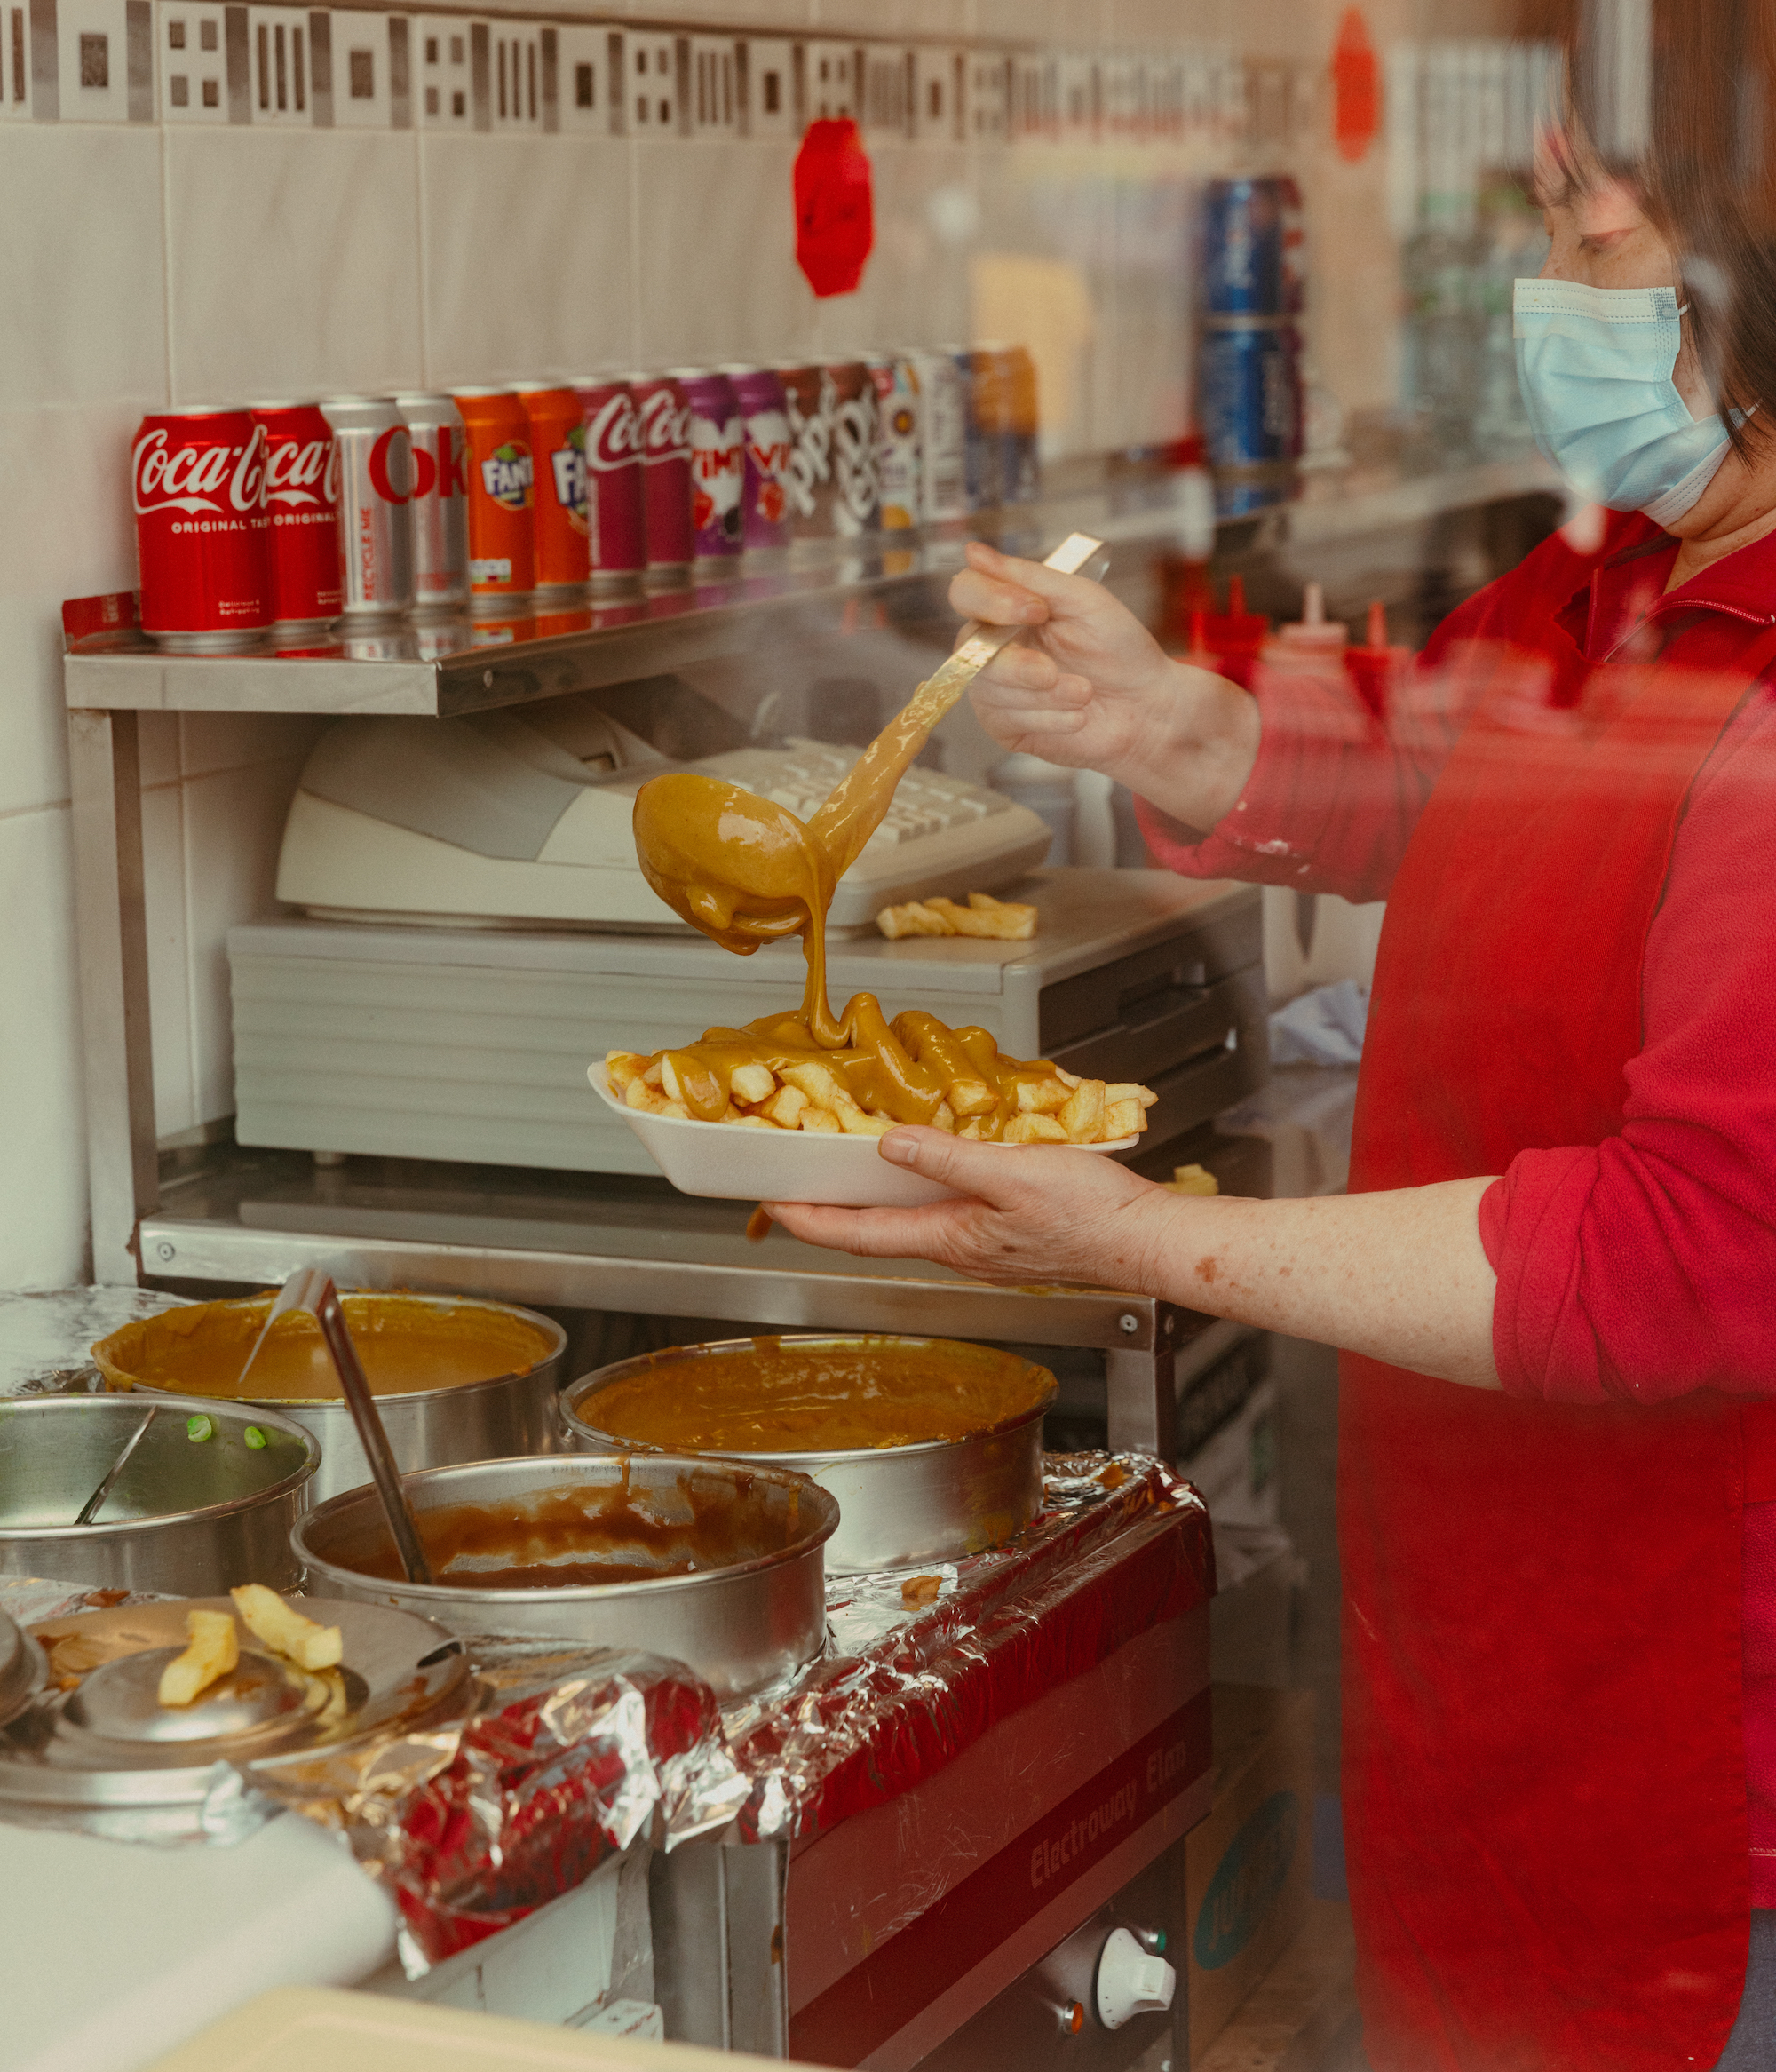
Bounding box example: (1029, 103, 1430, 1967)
(0, 1608, 47, 1730)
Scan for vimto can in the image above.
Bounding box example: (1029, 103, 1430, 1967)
(517, 383, 590, 597)
(454, 386, 535, 610)
(131, 406, 273, 651)
(396, 393, 469, 615)
(866, 353, 922, 530)
(573, 376, 646, 588)
(629, 372, 693, 578)
(250, 401, 340, 638)
(909, 348, 969, 524)
(721, 363, 791, 553)
(675, 368, 743, 565)
(321, 396, 414, 621)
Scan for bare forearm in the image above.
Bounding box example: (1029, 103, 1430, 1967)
(1138, 1179, 1501, 1387)
(1099, 659, 1263, 835)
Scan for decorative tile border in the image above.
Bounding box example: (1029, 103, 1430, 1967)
(0, 0, 1249, 147)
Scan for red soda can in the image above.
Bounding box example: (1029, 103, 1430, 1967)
(630, 372, 694, 578)
(571, 375, 646, 588)
(675, 368, 743, 565)
(321, 396, 414, 620)
(514, 382, 590, 597)
(721, 363, 791, 553)
(131, 406, 273, 651)
(454, 386, 535, 611)
(396, 393, 469, 615)
(250, 401, 340, 636)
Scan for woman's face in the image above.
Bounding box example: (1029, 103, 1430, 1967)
(1534, 141, 1712, 420)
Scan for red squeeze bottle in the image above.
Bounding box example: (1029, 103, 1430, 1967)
(1344, 599, 1412, 721)
(1201, 575, 1269, 689)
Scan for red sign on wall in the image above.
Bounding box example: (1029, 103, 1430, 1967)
(794, 118, 875, 298)
(1333, 8, 1380, 164)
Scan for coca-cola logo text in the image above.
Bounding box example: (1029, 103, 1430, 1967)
(636, 387, 692, 464)
(263, 432, 337, 511)
(586, 393, 640, 472)
(134, 423, 269, 519)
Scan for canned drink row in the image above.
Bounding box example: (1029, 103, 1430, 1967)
(130, 345, 1043, 651)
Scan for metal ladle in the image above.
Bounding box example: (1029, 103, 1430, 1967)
(241, 1267, 433, 1585)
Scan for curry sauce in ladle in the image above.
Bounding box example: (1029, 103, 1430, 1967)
(632, 532, 1106, 1046)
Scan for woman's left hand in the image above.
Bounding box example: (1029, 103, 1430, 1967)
(763, 1127, 1177, 1290)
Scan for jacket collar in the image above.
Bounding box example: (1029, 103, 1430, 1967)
(1556, 512, 1776, 662)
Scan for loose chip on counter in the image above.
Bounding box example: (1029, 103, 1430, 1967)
(157, 1608, 239, 1707)
(901, 1574, 943, 1608)
(876, 891, 1038, 941)
(1164, 1163, 1220, 1196)
(230, 1584, 343, 1671)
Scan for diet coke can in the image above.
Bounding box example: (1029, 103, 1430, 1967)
(720, 364, 792, 554)
(515, 382, 590, 597)
(866, 353, 922, 532)
(321, 396, 414, 620)
(395, 393, 469, 615)
(250, 401, 341, 636)
(131, 407, 273, 651)
(454, 386, 535, 611)
(630, 372, 694, 579)
(572, 376, 646, 588)
(824, 359, 882, 537)
(910, 347, 969, 523)
(675, 369, 743, 566)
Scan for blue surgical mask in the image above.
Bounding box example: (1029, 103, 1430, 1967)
(1512, 278, 1733, 527)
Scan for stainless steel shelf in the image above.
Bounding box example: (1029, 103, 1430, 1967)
(62, 452, 1560, 718)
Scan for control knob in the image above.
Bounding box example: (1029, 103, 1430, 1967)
(1095, 1926, 1177, 2030)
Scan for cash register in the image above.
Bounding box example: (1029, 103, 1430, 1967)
(231, 683, 1265, 1173)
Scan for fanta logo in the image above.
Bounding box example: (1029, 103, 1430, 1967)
(481, 441, 533, 510)
(551, 435, 588, 525)
(1193, 1792, 1299, 1973)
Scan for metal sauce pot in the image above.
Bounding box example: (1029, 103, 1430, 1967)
(0, 1393, 319, 1595)
(93, 1292, 567, 1506)
(560, 1335, 1056, 1574)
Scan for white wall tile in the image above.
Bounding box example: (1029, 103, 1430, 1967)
(419, 133, 633, 382)
(164, 128, 423, 402)
(157, 0, 231, 122)
(632, 137, 818, 367)
(0, 129, 167, 407)
(57, 0, 137, 124)
(183, 753, 312, 1123)
(812, 141, 972, 353)
(140, 774, 195, 1138)
(0, 806, 89, 1286)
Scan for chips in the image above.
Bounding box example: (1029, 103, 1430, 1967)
(876, 891, 1038, 941)
(602, 1045, 1156, 1147)
(231, 1584, 344, 1671)
(157, 1608, 239, 1708)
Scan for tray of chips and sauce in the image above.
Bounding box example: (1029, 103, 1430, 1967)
(562, 1334, 1057, 1573)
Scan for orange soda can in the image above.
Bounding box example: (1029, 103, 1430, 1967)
(514, 382, 590, 596)
(453, 386, 535, 612)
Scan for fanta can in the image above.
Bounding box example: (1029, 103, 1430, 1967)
(454, 386, 535, 611)
(515, 382, 589, 597)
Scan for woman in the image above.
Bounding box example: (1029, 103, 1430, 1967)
(769, 20, 1776, 2071)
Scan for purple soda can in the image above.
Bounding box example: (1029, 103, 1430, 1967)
(672, 368, 743, 564)
(721, 363, 792, 553)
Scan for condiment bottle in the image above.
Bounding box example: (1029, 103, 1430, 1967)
(1344, 599, 1414, 721)
(1199, 576, 1270, 688)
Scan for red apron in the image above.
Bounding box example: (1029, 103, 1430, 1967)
(1343, 625, 1776, 2069)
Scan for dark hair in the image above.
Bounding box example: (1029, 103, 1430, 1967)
(1529, 0, 1776, 456)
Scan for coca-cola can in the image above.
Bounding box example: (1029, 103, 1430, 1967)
(250, 401, 341, 636)
(515, 382, 590, 598)
(571, 375, 646, 588)
(865, 353, 922, 532)
(629, 372, 694, 580)
(131, 407, 273, 651)
(824, 359, 882, 538)
(321, 396, 415, 621)
(675, 368, 743, 566)
(454, 386, 535, 611)
(778, 362, 837, 561)
(396, 393, 469, 615)
(720, 363, 792, 555)
(910, 347, 970, 523)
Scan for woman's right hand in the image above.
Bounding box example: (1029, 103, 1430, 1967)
(949, 541, 1262, 833)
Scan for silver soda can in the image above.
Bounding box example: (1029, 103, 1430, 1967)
(910, 347, 969, 523)
(866, 352, 922, 531)
(321, 396, 414, 619)
(395, 393, 469, 615)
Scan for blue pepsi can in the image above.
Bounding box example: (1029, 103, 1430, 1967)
(1202, 178, 1297, 316)
(1200, 319, 1302, 469)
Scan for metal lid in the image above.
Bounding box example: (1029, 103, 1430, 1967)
(0, 1608, 47, 1729)
(0, 1597, 469, 1821)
